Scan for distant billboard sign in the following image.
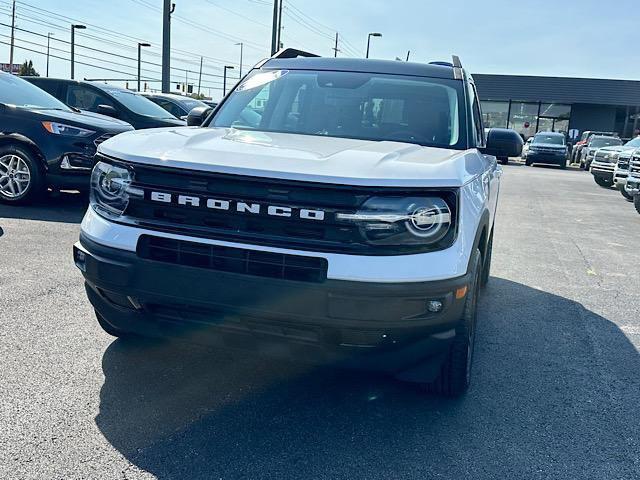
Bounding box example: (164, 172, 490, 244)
(0, 63, 21, 74)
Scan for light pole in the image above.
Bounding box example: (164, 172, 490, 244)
(46, 32, 54, 77)
(365, 32, 382, 59)
(70, 24, 86, 79)
(137, 42, 151, 92)
(223, 65, 234, 96)
(235, 42, 244, 78)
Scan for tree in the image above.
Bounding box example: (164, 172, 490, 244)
(18, 60, 39, 77)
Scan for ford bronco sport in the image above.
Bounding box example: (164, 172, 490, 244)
(73, 50, 522, 396)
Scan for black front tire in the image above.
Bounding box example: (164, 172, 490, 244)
(480, 232, 493, 288)
(498, 157, 509, 165)
(525, 160, 533, 166)
(95, 310, 134, 339)
(426, 250, 482, 397)
(635, 195, 640, 215)
(0, 144, 44, 204)
(619, 184, 634, 202)
(594, 176, 612, 188)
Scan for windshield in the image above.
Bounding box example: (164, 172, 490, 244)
(533, 134, 565, 145)
(0, 74, 71, 111)
(211, 69, 466, 148)
(590, 137, 622, 148)
(103, 88, 176, 118)
(624, 137, 640, 147)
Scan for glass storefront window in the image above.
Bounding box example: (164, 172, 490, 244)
(539, 103, 571, 135)
(508, 102, 539, 139)
(480, 101, 509, 129)
(539, 103, 571, 120)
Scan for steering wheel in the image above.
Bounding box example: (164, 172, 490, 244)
(386, 130, 431, 144)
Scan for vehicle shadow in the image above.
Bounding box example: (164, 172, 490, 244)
(0, 190, 87, 224)
(95, 278, 640, 479)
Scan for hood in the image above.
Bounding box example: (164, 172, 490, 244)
(32, 108, 133, 132)
(596, 145, 633, 154)
(99, 127, 485, 187)
(76, 109, 133, 129)
(531, 142, 566, 149)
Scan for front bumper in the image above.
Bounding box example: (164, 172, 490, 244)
(590, 167, 614, 181)
(74, 234, 472, 381)
(626, 176, 640, 195)
(526, 151, 567, 165)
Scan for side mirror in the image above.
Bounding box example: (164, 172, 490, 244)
(186, 106, 213, 126)
(97, 104, 118, 118)
(482, 128, 524, 158)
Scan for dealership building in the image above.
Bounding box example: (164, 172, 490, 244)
(473, 74, 640, 141)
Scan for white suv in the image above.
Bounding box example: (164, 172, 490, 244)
(73, 51, 522, 396)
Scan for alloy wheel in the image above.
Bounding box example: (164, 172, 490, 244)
(0, 154, 31, 199)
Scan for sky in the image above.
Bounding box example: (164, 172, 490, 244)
(0, 0, 638, 99)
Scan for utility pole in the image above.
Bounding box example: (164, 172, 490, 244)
(197, 56, 203, 96)
(46, 33, 54, 77)
(235, 42, 243, 78)
(70, 24, 86, 79)
(184, 69, 188, 93)
(277, 0, 283, 49)
(270, 0, 279, 55)
(162, 0, 175, 93)
(332, 32, 339, 57)
(9, 0, 15, 71)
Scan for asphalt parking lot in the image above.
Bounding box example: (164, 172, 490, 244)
(1, 163, 639, 480)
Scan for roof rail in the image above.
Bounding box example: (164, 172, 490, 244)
(451, 55, 463, 79)
(272, 48, 320, 59)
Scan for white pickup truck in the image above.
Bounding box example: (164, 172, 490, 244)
(73, 50, 522, 396)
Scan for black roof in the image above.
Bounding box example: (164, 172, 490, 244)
(262, 57, 457, 79)
(474, 73, 640, 106)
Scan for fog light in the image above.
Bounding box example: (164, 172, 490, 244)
(427, 300, 443, 313)
(74, 247, 86, 272)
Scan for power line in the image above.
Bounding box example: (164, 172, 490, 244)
(0, 22, 237, 81)
(1, 1, 260, 68)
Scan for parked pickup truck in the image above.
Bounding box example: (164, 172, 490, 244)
(73, 50, 522, 396)
(590, 136, 640, 189)
(626, 150, 640, 214)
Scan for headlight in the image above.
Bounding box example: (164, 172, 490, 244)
(90, 161, 142, 218)
(336, 196, 453, 246)
(42, 121, 94, 137)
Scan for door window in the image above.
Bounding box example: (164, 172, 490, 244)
(66, 85, 114, 112)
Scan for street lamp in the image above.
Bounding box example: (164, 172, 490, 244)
(223, 65, 234, 96)
(235, 42, 244, 78)
(70, 24, 86, 79)
(46, 32, 54, 77)
(137, 42, 151, 92)
(365, 32, 382, 59)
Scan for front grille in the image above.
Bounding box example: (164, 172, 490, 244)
(594, 150, 614, 162)
(94, 133, 117, 147)
(116, 161, 458, 255)
(630, 158, 640, 175)
(137, 235, 328, 283)
(532, 147, 563, 154)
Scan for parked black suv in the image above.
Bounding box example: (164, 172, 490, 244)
(523, 132, 568, 168)
(24, 77, 186, 130)
(0, 73, 133, 203)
